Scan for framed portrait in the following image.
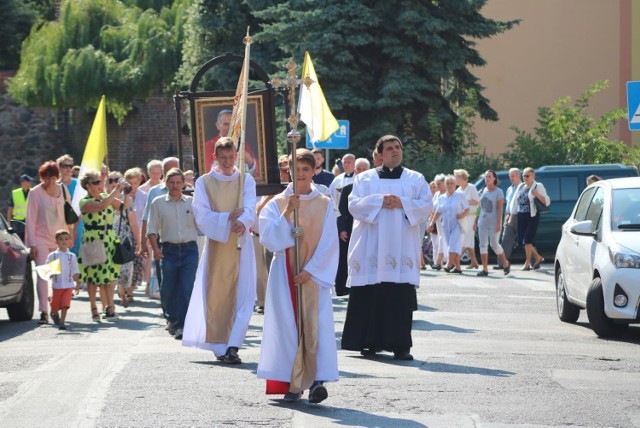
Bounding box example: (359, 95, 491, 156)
(194, 94, 268, 184)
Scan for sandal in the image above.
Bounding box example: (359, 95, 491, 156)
(91, 307, 101, 322)
(105, 306, 119, 321)
(38, 312, 49, 325)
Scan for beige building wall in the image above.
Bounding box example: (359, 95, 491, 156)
(474, 0, 631, 156)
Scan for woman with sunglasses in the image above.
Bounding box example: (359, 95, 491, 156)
(78, 169, 126, 321)
(508, 167, 549, 270)
(107, 171, 123, 193)
(25, 161, 72, 324)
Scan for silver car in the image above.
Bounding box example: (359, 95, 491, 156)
(554, 177, 640, 337)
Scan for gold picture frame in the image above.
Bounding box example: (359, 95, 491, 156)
(194, 95, 267, 184)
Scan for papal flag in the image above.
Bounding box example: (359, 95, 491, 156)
(298, 52, 339, 144)
(71, 95, 108, 214)
(36, 258, 61, 281)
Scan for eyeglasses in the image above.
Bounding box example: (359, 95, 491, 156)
(523, 174, 531, 178)
(89, 180, 101, 186)
(108, 178, 120, 184)
(59, 163, 73, 169)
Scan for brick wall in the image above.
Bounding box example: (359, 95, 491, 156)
(0, 92, 192, 212)
(67, 96, 193, 174)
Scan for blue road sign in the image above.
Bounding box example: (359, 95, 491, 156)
(627, 81, 640, 131)
(306, 120, 349, 149)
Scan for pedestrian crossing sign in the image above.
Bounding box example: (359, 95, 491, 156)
(627, 81, 640, 131)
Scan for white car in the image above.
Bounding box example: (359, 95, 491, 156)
(554, 177, 640, 337)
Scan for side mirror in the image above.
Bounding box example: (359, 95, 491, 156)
(570, 220, 595, 237)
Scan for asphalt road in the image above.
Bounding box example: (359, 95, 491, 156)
(1, 263, 639, 428)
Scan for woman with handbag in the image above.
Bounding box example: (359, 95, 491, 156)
(114, 188, 140, 308)
(118, 168, 146, 306)
(508, 167, 550, 271)
(78, 169, 126, 321)
(454, 169, 481, 270)
(25, 161, 72, 325)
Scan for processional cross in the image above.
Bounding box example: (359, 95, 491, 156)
(269, 59, 315, 341)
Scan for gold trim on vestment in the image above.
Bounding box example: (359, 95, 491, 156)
(202, 174, 240, 344)
(275, 192, 329, 393)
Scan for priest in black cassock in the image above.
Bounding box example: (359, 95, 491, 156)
(335, 157, 371, 296)
(341, 135, 432, 361)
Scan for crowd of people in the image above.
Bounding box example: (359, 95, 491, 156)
(7, 135, 551, 404)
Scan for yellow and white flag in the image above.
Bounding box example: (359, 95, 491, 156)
(228, 61, 246, 148)
(298, 52, 339, 144)
(71, 95, 108, 213)
(36, 258, 61, 281)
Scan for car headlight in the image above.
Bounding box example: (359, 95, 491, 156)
(609, 245, 640, 269)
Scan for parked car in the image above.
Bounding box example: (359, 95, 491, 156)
(554, 177, 640, 337)
(473, 164, 639, 259)
(0, 215, 34, 321)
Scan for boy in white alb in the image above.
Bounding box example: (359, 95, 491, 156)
(47, 230, 80, 330)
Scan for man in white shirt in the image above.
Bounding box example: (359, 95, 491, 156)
(496, 167, 521, 269)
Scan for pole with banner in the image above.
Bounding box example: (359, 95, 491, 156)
(228, 28, 252, 249)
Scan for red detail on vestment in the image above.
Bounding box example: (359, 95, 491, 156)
(265, 249, 298, 394)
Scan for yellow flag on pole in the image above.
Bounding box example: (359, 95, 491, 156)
(298, 52, 339, 143)
(228, 61, 246, 148)
(36, 258, 61, 281)
(71, 95, 108, 213)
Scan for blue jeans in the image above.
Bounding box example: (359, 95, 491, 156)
(160, 241, 198, 329)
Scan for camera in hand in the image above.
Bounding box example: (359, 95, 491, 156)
(120, 179, 132, 194)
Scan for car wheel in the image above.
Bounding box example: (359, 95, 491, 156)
(586, 277, 628, 338)
(556, 267, 580, 323)
(6, 264, 34, 322)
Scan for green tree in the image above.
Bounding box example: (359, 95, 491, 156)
(8, 0, 188, 123)
(248, 0, 517, 155)
(503, 80, 640, 168)
(0, 0, 38, 69)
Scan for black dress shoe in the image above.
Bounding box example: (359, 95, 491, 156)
(308, 382, 328, 404)
(476, 270, 489, 277)
(393, 351, 414, 361)
(503, 264, 511, 275)
(360, 348, 380, 356)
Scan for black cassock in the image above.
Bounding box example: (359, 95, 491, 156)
(341, 166, 417, 354)
(334, 183, 354, 296)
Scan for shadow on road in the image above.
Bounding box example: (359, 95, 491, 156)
(0, 319, 39, 341)
(420, 361, 515, 377)
(574, 321, 640, 344)
(269, 400, 427, 427)
(190, 360, 259, 372)
(412, 319, 477, 334)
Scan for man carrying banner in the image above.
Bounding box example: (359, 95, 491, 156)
(257, 148, 339, 403)
(182, 137, 257, 364)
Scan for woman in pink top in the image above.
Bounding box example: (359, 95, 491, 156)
(25, 161, 71, 324)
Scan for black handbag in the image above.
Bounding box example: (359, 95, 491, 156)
(113, 204, 135, 265)
(61, 184, 79, 224)
(534, 184, 550, 214)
